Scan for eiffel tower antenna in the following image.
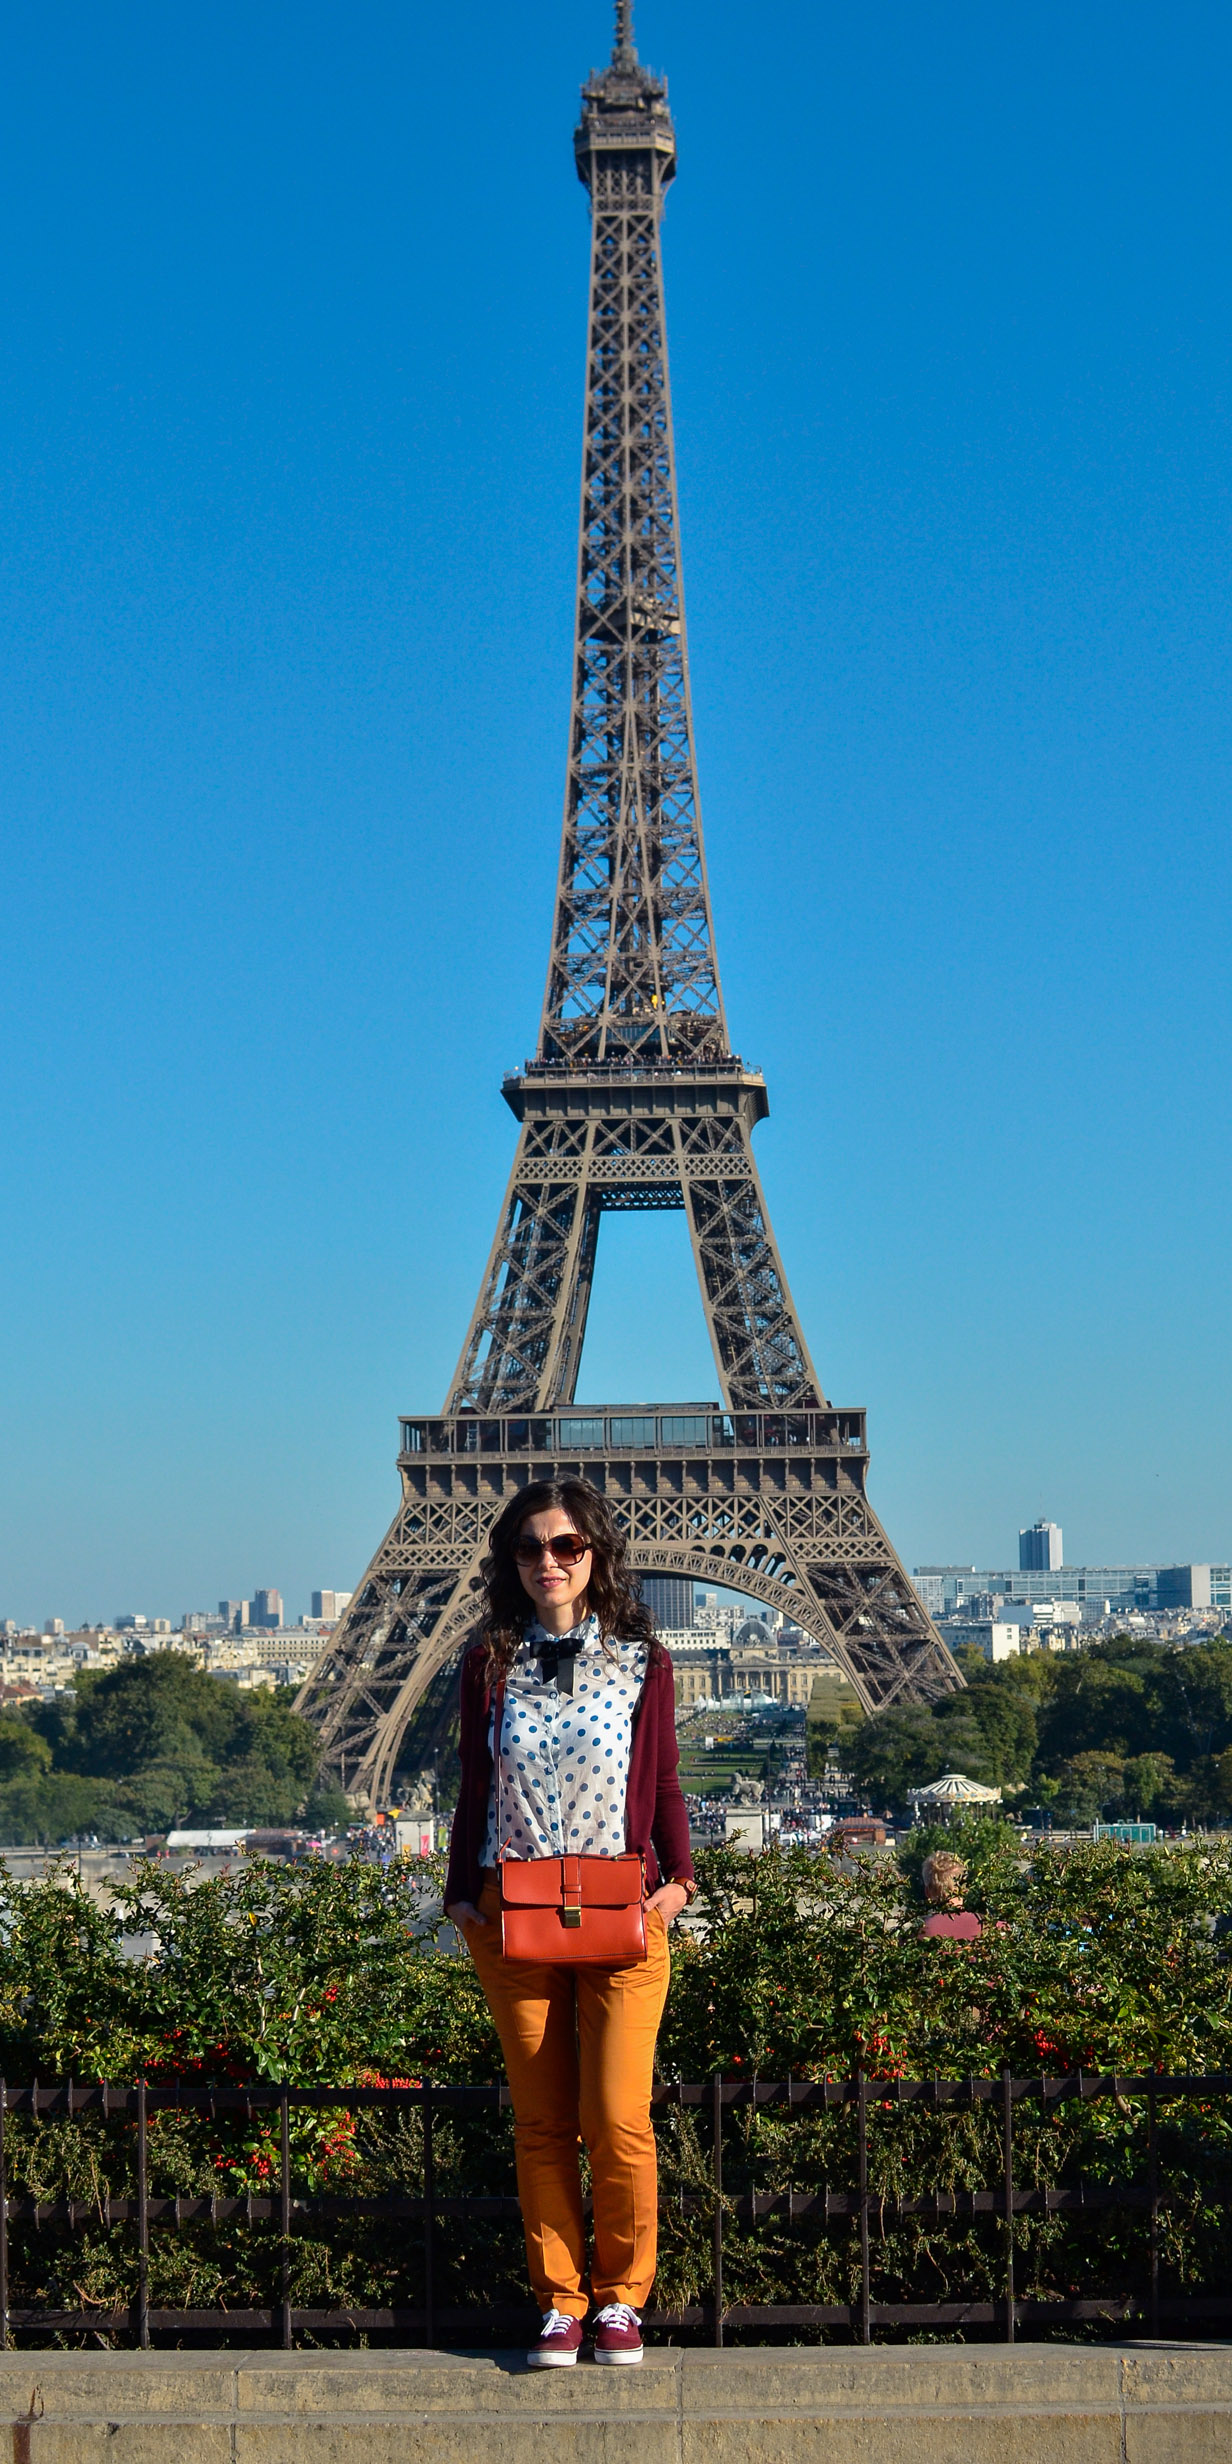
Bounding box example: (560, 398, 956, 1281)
(613, 0, 637, 68)
(297, 14, 961, 1805)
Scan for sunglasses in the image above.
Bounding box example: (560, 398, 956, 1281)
(512, 1532, 590, 1568)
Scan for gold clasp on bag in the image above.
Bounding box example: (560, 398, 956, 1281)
(562, 1905, 582, 1929)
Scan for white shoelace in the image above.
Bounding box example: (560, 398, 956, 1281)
(540, 2309, 574, 2335)
(593, 2303, 640, 2329)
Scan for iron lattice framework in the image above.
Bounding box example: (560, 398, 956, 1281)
(297, 7, 960, 1802)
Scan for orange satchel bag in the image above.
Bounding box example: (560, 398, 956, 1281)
(492, 1677, 648, 1967)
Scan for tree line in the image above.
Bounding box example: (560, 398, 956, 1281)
(0, 1655, 348, 1841)
(819, 1633, 1232, 1825)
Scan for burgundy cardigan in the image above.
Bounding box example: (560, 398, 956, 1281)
(444, 1641, 694, 1909)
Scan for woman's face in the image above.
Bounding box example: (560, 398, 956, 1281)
(513, 1506, 594, 1625)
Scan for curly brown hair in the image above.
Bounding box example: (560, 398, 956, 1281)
(478, 1478, 660, 1681)
(922, 1851, 968, 1907)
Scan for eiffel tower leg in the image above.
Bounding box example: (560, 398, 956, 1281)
(360, 1556, 488, 1808)
(676, 1119, 825, 1411)
(548, 1186, 601, 1408)
(447, 1126, 600, 1413)
(297, 1508, 495, 1805)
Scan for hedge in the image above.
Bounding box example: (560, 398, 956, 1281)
(0, 1827, 1227, 2333)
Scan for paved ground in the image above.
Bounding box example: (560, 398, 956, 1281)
(0, 2342, 1229, 2462)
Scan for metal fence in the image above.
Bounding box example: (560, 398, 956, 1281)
(0, 2070, 1228, 2348)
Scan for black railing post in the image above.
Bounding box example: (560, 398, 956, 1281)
(279, 2089, 292, 2350)
(712, 2072, 724, 2348)
(0, 2077, 8, 2351)
(1002, 2069, 1015, 2343)
(1148, 2078, 1159, 2338)
(858, 2070, 870, 2346)
(422, 2081, 435, 2349)
(136, 2081, 149, 2350)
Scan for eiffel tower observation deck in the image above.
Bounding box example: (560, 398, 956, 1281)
(297, 2, 961, 1804)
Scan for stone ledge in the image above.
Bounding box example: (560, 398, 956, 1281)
(0, 2344, 1227, 2464)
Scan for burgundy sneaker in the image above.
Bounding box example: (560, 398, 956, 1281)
(592, 2302, 643, 2365)
(527, 2309, 584, 2368)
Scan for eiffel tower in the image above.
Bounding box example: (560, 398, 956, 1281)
(297, 1, 961, 1804)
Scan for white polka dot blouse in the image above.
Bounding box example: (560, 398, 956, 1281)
(484, 1613, 648, 1863)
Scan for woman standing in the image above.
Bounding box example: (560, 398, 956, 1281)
(444, 1477, 695, 2367)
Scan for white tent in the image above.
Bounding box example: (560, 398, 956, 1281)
(907, 1770, 1002, 1808)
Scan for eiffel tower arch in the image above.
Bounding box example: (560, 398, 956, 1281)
(297, 3, 962, 1803)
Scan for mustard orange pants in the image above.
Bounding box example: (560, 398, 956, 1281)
(461, 1872, 671, 2317)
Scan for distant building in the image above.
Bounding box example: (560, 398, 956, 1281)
(969, 1600, 1082, 1630)
(640, 1575, 694, 1631)
(219, 1599, 250, 1631)
(311, 1590, 352, 1622)
(664, 1627, 823, 1709)
(947, 1621, 1023, 1664)
(920, 1564, 1160, 1615)
(693, 1600, 741, 1640)
(249, 1628, 327, 1670)
(1020, 1521, 1063, 1572)
(1157, 1565, 1232, 1612)
(913, 1569, 976, 1616)
(251, 1589, 283, 1631)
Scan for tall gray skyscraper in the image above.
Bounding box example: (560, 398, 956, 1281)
(1019, 1521, 1063, 1572)
(640, 1575, 695, 1632)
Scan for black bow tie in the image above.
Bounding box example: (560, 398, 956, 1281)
(537, 1640, 577, 1693)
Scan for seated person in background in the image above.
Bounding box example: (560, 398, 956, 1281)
(920, 1849, 983, 1943)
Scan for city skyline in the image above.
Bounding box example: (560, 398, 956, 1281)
(13, 1531, 1231, 1642)
(2, 0, 1229, 1629)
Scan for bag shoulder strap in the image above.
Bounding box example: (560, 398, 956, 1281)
(492, 1674, 510, 1862)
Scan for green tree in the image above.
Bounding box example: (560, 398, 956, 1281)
(849, 1706, 955, 1805)
(0, 1715, 52, 1782)
(1162, 1640, 1232, 1765)
(940, 1661, 1038, 1785)
(303, 1781, 353, 1832)
(1123, 1752, 1178, 1818)
(115, 1760, 219, 1835)
(19, 1659, 325, 1838)
(1052, 1752, 1126, 1823)
(1036, 1657, 1150, 1767)
(0, 1774, 124, 1846)
(56, 1657, 242, 1779)
(1215, 1745, 1232, 1815)
(805, 1702, 864, 1779)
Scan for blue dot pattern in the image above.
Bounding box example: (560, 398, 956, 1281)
(484, 1612, 648, 1864)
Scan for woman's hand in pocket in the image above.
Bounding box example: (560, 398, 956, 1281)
(445, 1900, 486, 1930)
(645, 1882, 688, 1926)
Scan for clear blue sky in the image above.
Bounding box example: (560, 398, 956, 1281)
(2, 0, 1229, 1628)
